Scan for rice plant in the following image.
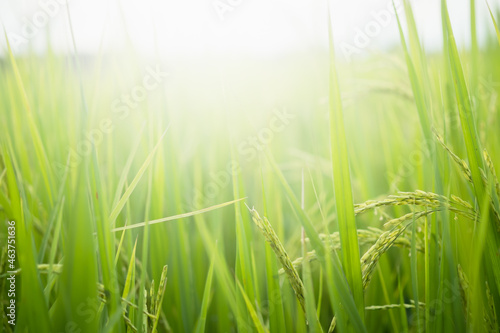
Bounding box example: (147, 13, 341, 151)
(1, 0, 500, 332)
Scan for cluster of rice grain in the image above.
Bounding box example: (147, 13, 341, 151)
(485, 282, 498, 332)
(360, 223, 412, 289)
(274, 187, 478, 331)
(354, 191, 476, 221)
(457, 264, 471, 317)
(247, 205, 306, 313)
(481, 149, 500, 227)
(483, 149, 500, 199)
(433, 129, 473, 182)
(94, 266, 168, 333)
(434, 130, 500, 226)
(281, 228, 422, 275)
(365, 301, 425, 311)
(457, 265, 499, 332)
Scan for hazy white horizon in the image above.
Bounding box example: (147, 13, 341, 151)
(0, 0, 498, 60)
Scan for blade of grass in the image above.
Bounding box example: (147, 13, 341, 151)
(235, 278, 269, 333)
(410, 204, 421, 332)
(109, 124, 170, 227)
(111, 123, 146, 209)
(111, 198, 246, 232)
(486, 1, 500, 46)
(2, 29, 55, 205)
(229, 141, 257, 331)
(441, 0, 486, 204)
(194, 248, 216, 333)
(301, 228, 324, 332)
(2, 146, 52, 332)
(326, 0, 365, 321)
(394, 2, 432, 145)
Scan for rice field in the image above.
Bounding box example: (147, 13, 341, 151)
(1, 0, 500, 332)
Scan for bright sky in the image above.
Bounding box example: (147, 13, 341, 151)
(0, 0, 497, 59)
